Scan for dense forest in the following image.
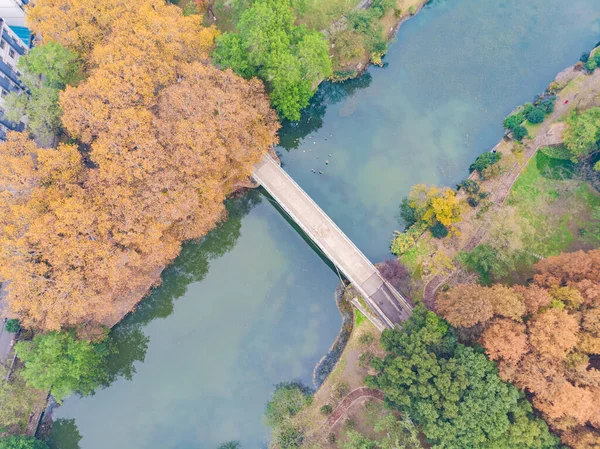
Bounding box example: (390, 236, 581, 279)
(0, 0, 279, 331)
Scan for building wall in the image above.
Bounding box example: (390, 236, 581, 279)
(0, 0, 26, 27)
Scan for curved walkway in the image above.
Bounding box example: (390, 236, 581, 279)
(326, 387, 385, 427)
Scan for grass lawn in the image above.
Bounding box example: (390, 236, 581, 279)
(508, 151, 600, 257)
(297, 0, 362, 31)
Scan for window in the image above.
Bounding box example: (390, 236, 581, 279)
(0, 40, 5, 49)
(8, 49, 14, 58)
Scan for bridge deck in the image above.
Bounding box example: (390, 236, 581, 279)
(252, 154, 412, 327)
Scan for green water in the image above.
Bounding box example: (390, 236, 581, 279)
(50, 0, 600, 448)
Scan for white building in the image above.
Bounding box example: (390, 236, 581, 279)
(0, 0, 28, 27)
(0, 1, 30, 138)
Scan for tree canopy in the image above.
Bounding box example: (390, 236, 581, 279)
(563, 107, 600, 161)
(3, 41, 82, 145)
(0, 436, 49, 449)
(0, 0, 279, 331)
(213, 0, 332, 120)
(15, 331, 109, 401)
(437, 250, 600, 448)
(367, 306, 559, 449)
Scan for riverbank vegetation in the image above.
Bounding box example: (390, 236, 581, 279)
(367, 306, 559, 448)
(437, 250, 600, 446)
(383, 49, 600, 449)
(209, 0, 429, 117)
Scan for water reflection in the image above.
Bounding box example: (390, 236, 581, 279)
(49, 419, 82, 449)
(278, 73, 373, 151)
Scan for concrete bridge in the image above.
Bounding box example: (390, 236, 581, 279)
(253, 154, 413, 329)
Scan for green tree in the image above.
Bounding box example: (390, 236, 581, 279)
(18, 41, 82, 89)
(0, 436, 49, 449)
(526, 107, 546, 124)
(5, 319, 21, 333)
(265, 381, 312, 427)
(216, 442, 241, 449)
(503, 112, 524, 130)
(15, 331, 110, 401)
(3, 42, 82, 145)
(563, 108, 600, 161)
(469, 152, 502, 178)
(367, 306, 559, 449)
(512, 125, 528, 141)
(213, 0, 332, 120)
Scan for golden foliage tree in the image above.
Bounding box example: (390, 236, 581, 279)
(408, 184, 462, 232)
(438, 250, 600, 448)
(2, 0, 279, 330)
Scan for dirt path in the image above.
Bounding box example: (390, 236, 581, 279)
(422, 68, 600, 309)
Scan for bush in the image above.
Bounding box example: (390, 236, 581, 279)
(429, 221, 449, 239)
(331, 382, 350, 400)
(265, 381, 313, 427)
(358, 332, 374, 345)
(5, 319, 21, 333)
(359, 351, 374, 369)
(580, 52, 590, 63)
(539, 96, 556, 114)
(469, 151, 502, 177)
(327, 433, 336, 444)
(0, 436, 49, 449)
(409, 5, 416, 14)
(512, 125, 528, 141)
(320, 404, 333, 415)
(398, 197, 417, 228)
(503, 112, 524, 130)
(526, 106, 545, 124)
(467, 196, 480, 207)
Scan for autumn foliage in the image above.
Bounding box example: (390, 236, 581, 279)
(0, 0, 279, 330)
(437, 250, 600, 448)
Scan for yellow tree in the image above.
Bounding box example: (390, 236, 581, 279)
(408, 184, 462, 232)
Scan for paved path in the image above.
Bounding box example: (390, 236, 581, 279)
(253, 154, 412, 327)
(0, 284, 14, 364)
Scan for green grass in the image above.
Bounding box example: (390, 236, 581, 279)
(508, 151, 600, 257)
(355, 309, 366, 327)
(400, 238, 432, 279)
(523, 120, 543, 139)
(296, 0, 362, 30)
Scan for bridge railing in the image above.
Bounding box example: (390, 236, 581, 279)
(254, 154, 413, 326)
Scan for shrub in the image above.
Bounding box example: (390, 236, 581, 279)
(585, 58, 598, 72)
(409, 5, 416, 14)
(526, 107, 545, 124)
(512, 125, 528, 141)
(429, 221, 449, 239)
(539, 96, 556, 114)
(467, 197, 480, 207)
(359, 351, 374, 368)
(469, 151, 502, 177)
(580, 52, 590, 63)
(503, 112, 525, 130)
(331, 382, 350, 400)
(320, 404, 333, 415)
(358, 332, 374, 345)
(265, 381, 313, 427)
(0, 436, 49, 449)
(327, 433, 336, 444)
(5, 319, 20, 333)
(398, 197, 417, 228)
